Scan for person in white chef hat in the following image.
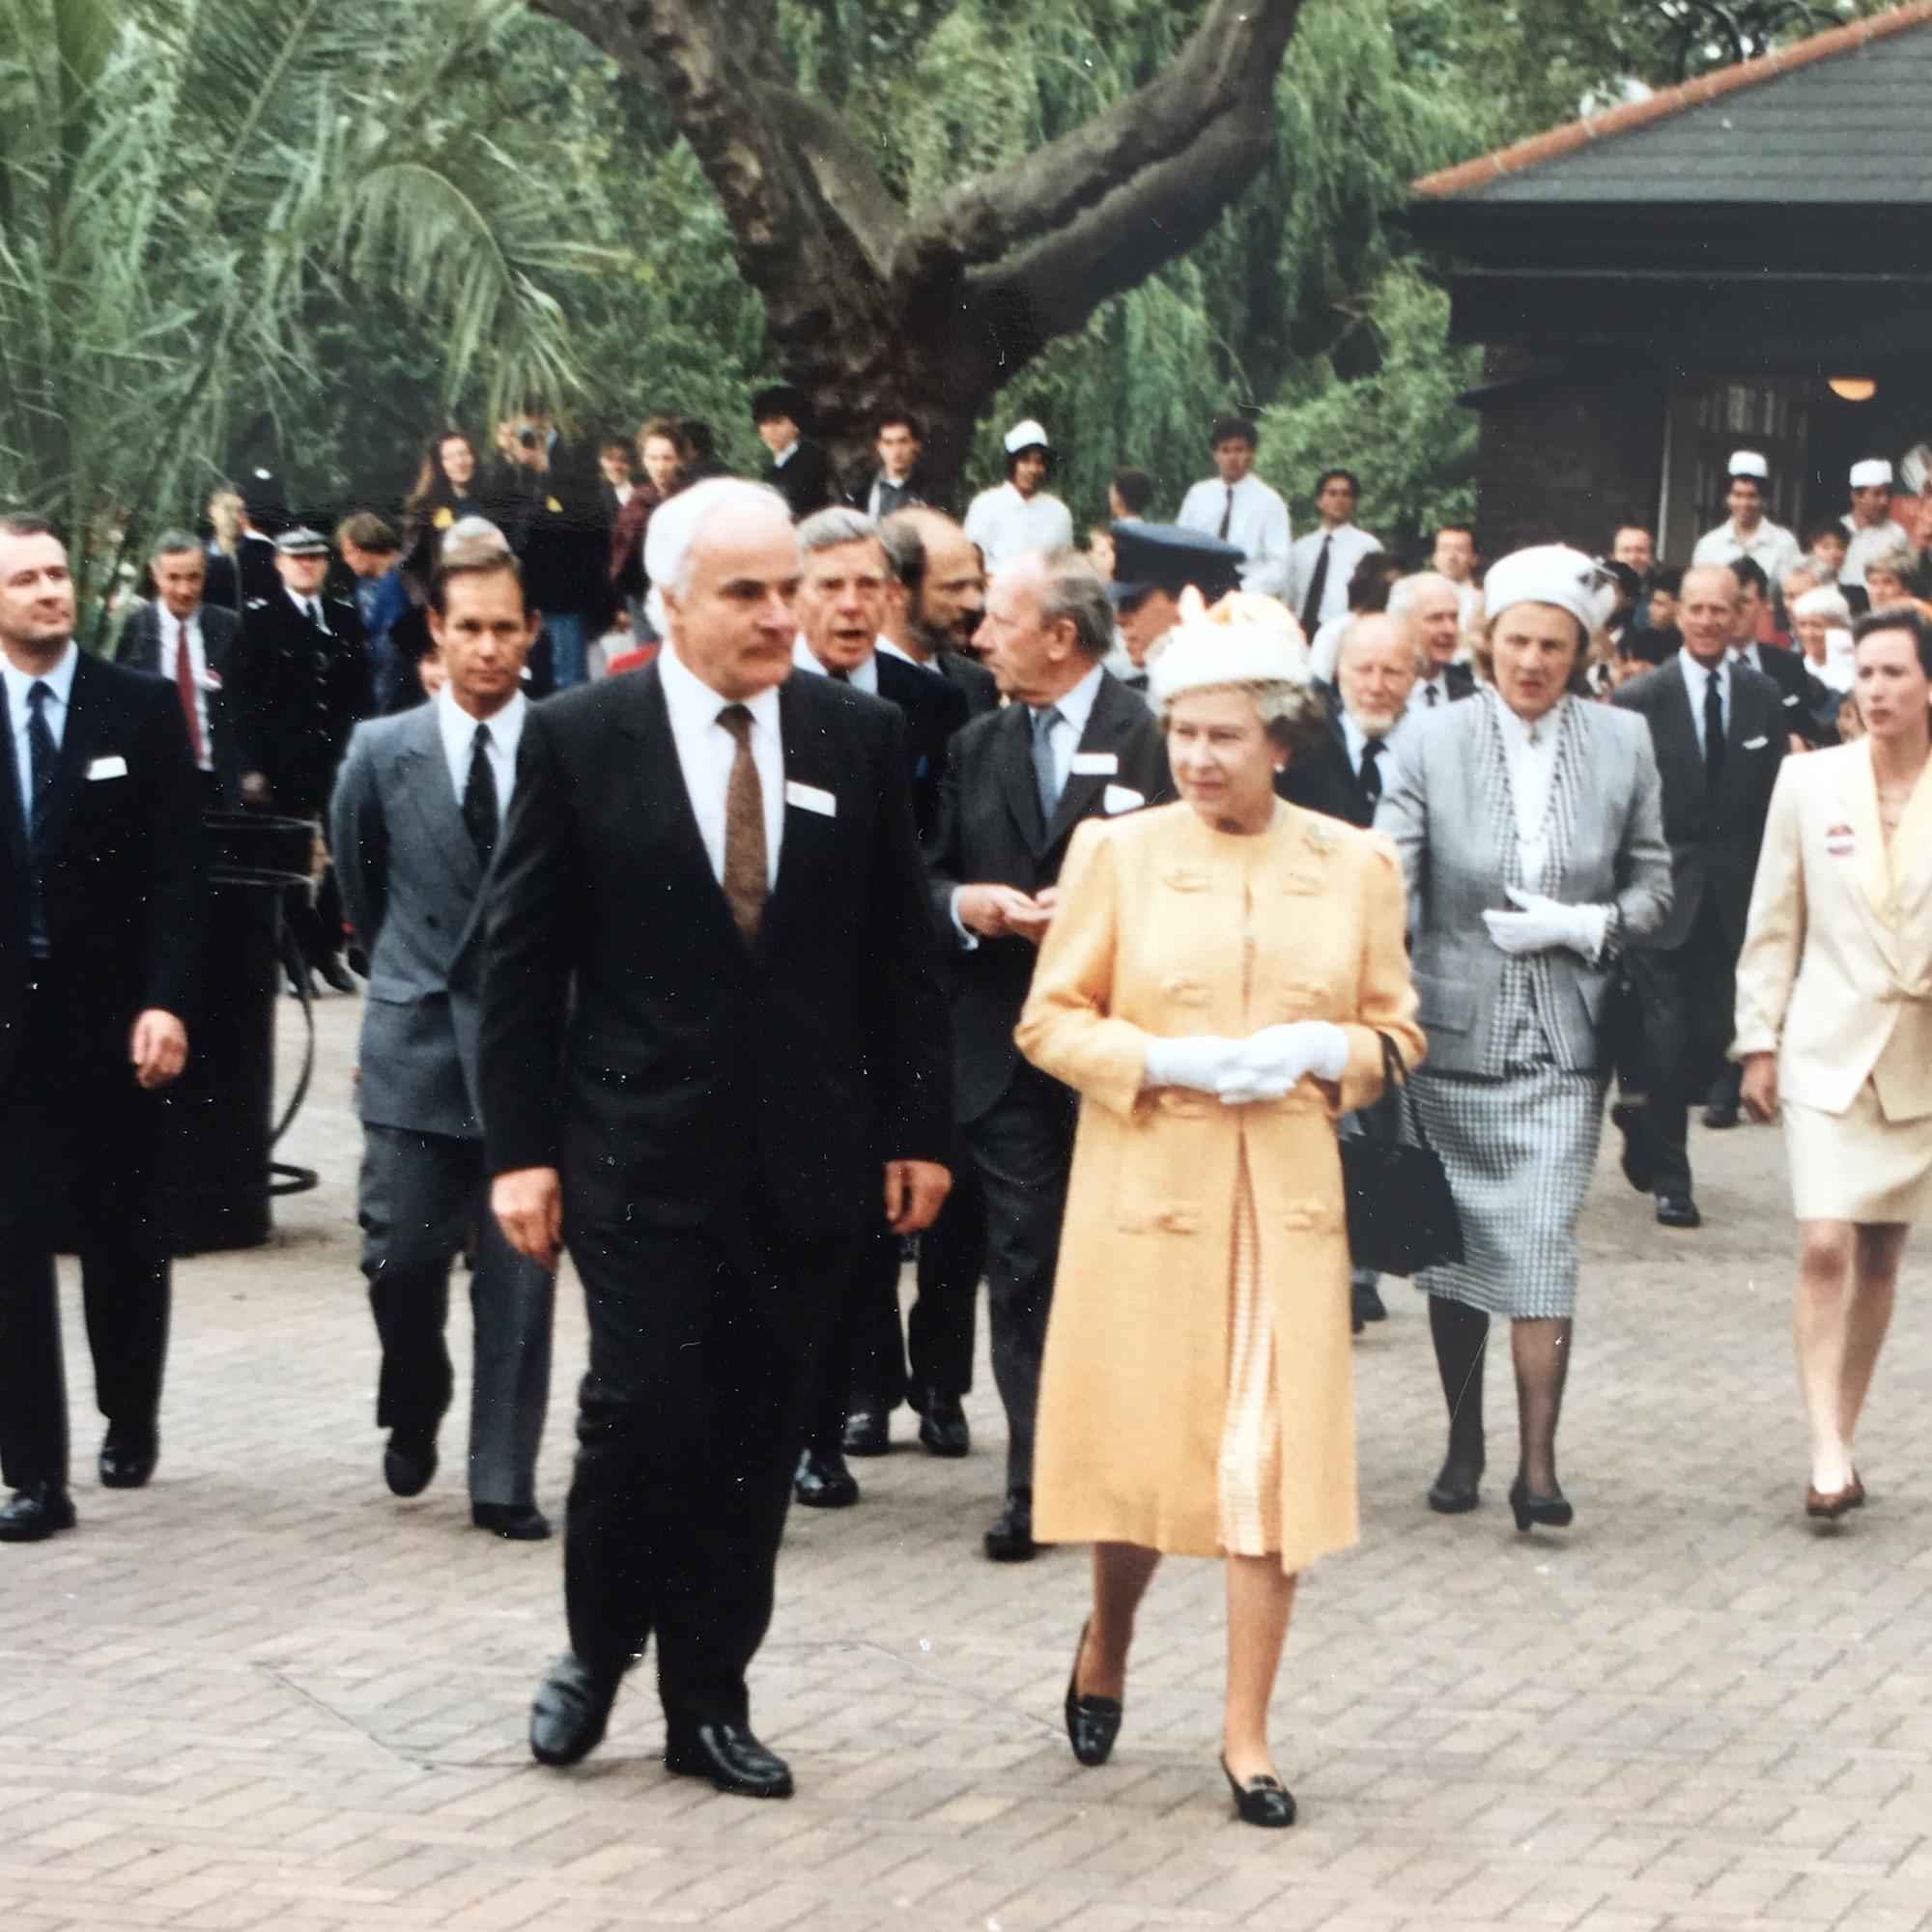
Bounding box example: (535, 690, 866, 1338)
(1839, 457, 1899, 593)
(963, 419, 1076, 571)
(1690, 449, 1802, 586)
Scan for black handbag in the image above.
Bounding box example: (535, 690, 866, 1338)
(1340, 1035, 1464, 1278)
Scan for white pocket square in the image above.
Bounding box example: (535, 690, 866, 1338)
(1102, 783, 1145, 815)
(1742, 735, 1769, 750)
(87, 754, 128, 781)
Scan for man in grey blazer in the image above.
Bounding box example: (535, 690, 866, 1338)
(329, 547, 554, 1538)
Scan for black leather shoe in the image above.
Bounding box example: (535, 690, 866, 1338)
(1702, 1099, 1740, 1130)
(1222, 1756, 1296, 1829)
(664, 1720, 794, 1798)
(1351, 1279, 1388, 1326)
(384, 1429, 438, 1498)
(1509, 1477, 1574, 1532)
(1610, 1100, 1658, 1193)
(317, 953, 357, 994)
(983, 1488, 1035, 1562)
(472, 1502, 552, 1541)
(1064, 1622, 1122, 1767)
(1655, 1193, 1702, 1229)
(529, 1653, 620, 1767)
(99, 1428, 158, 1490)
(793, 1448, 858, 1508)
(0, 1485, 77, 1542)
(915, 1391, 970, 1458)
(840, 1408, 890, 1457)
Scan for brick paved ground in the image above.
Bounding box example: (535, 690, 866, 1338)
(4, 993, 1931, 1932)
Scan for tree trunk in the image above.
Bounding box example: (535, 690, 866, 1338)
(536, 0, 1306, 496)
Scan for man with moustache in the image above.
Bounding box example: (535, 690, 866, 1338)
(483, 478, 950, 1796)
(877, 509, 1000, 716)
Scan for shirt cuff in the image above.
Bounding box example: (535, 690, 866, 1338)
(950, 887, 979, 951)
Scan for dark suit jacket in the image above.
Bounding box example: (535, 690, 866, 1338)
(925, 668, 1173, 1123)
(0, 653, 204, 1104)
(1613, 653, 1786, 952)
(766, 441, 834, 522)
(230, 590, 374, 813)
(1414, 662, 1477, 709)
(116, 599, 245, 806)
(874, 650, 969, 842)
(489, 440, 611, 622)
(479, 666, 951, 1237)
(1277, 715, 1377, 828)
(1738, 640, 1840, 748)
(935, 649, 1000, 719)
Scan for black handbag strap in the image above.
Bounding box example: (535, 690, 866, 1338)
(1364, 1031, 1444, 1157)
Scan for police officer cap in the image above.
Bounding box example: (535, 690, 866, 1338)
(750, 384, 812, 431)
(273, 526, 330, 557)
(1108, 521, 1246, 607)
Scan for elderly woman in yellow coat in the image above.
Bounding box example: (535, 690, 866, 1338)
(1736, 604, 1932, 1520)
(1015, 593, 1423, 1830)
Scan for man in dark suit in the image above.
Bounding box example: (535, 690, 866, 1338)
(0, 512, 204, 1539)
(927, 545, 1173, 1562)
(118, 530, 245, 809)
(482, 477, 951, 1798)
(329, 551, 555, 1542)
(1727, 555, 1840, 750)
(878, 510, 999, 716)
(852, 410, 933, 520)
(752, 384, 834, 523)
(231, 527, 374, 993)
(1614, 562, 1787, 1228)
(1395, 571, 1478, 709)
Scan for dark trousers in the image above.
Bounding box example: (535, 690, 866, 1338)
(0, 985, 169, 1492)
(357, 1124, 554, 1507)
(562, 1192, 849, 1727)
(964, 1061, 1079, 1493)
(1631, 894, 1741, 1198)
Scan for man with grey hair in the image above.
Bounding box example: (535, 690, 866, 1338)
(1390, 570, 1474, 709)
(480, 476, 952, 1796)
(927, 546, 1172, 1561)
(119, 528, 244, 807)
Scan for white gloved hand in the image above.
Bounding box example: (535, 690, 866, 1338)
(1215, 1020, 1350, 1106)
(1481, 886, 1609, 961)
(1142, 1036, 1245, 1094)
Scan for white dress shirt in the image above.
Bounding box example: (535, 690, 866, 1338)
(157, 608, 213, 771)
(1679, 650, 1731, 758)
(1495, 697, 1561, 886)
(285, 585, 331, 631)
(657, 639, 784, 887)
(1176, 474, 1292, 597)
(1286, 523, 1380, 630)
(434, 685, 526, 811)
(1341, 709, 1405, 787)
(1690, 517, 1800, 585)
(791, 636, 878, 695)
(962, 483, 1074, 571)
(3, 642, 78, 823)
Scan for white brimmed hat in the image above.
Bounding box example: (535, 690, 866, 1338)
(1482, 544, 1619, 639)
(1727, 449, 1770, 482)
(1849, 458, 1894, 489)
(1003, 418, 1051, 455)
(1146, 589, 1312, 705)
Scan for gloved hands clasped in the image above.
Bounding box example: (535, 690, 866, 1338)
(1480, 886, 1608, 960)
(1142, 1021, 1350, 1107)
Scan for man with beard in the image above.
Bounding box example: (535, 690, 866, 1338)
(877, 509, 999, 715)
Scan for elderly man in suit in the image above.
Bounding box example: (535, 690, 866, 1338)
(482, 477, 952, 1798)
(1392, 571, 1477, 711)
(329, 549, 555, 1541)
(120, 530, 245, 808)
(0, 512, 203, 1540)
(927, 546, 1173, 1561)
(1612, 563, 1786, 1228)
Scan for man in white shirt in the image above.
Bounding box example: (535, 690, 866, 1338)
(1176, 414, 1291, 597)
(1690, 450, 1800, 584)
(963, 420, 1074, 570)
(1839, 457, 1897, 591)
(329, 552, 555, 1543)
(1286, 468, 1378, 635)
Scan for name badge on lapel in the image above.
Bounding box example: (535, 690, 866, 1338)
(1742, 735, 1769, 750)
(1102, 783, 1145, 815)
(87, 755, 128, 781)
(784, 780, 837, 818)
(1070, 751, 1119, 777)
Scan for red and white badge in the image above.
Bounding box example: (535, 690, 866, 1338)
(1825, 821, 1856, 858)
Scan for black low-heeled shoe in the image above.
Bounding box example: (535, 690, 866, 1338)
(1221, 1756, 1296, 1829)
(1063, 1621, 1122, 1768)
(1509, 1477, 1574, 1532)
(1427, 1461, 1483, 1515)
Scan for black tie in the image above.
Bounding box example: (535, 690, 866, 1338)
(1703, 666, 1725, 797)
(24, 681, 57, 955)
(463, 722, 498, 867)
(1298, 534, 1332, 635)
(1359, 735, 1384, 811)
(1218, 485, 1235, 541)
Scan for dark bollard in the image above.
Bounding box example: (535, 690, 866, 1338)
(160, 812, 314, 1255)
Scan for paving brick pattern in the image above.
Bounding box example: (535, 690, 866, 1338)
(4, 996, 1930, 1931)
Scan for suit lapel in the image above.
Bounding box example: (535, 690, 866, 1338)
(0, 697, 26, 877)
(1840, 741, 1900, 961)
(397, 705, 482, 899)
(35, 652, 111, 866)
(1650, 657, 1703, 800)
(755, 677, 849, 960)
(1042, 675, 1131, 849)
(1887, 751, 1932, 917)
(995, 701, 1047, 855)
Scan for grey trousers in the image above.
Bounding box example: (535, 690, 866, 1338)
(358, 1123, 554, 1507)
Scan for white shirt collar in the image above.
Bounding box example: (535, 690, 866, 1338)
(770, 439, 798, 469)
(1340, 709, 1398, 768)
(435, 681, 526, 763)
(1495, 693, 1563, 753)
(2, 641, 79, 712)
(1039, 661, 1106, 736)
(660, 635, 783, 738)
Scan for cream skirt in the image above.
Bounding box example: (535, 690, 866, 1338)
(1785, 1079, 1932, 1225)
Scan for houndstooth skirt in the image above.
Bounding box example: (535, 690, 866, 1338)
(1409, 1065, 1605, 1319)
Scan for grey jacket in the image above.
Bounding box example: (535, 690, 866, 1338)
(1375, 692, 1672, 1076)
(328, 702, 499, 1139)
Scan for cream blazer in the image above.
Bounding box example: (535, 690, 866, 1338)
(1733, 740, 1932, 1119)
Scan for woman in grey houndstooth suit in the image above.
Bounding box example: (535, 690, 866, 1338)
(1377, 547, 1671, 1533)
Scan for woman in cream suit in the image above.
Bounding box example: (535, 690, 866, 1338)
(1735, 606, 1932, 1520)
(1016, 593, 1422, 1829)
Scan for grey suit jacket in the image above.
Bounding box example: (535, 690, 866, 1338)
(329, 702, 497, 1139)
(1376, 692, 1672, 1076)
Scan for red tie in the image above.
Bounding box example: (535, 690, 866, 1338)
(175, 621, 205, 763)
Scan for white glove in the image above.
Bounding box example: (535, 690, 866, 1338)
(1142, 1036, 1244, 1094)
(1215, 1021, 1350, 1106)
(1481, 886, 1609, 961)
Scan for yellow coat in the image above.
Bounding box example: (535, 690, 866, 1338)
(1015, 801, 1424, 1572)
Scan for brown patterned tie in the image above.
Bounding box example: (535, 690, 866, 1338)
(718, 703, 767, 945)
